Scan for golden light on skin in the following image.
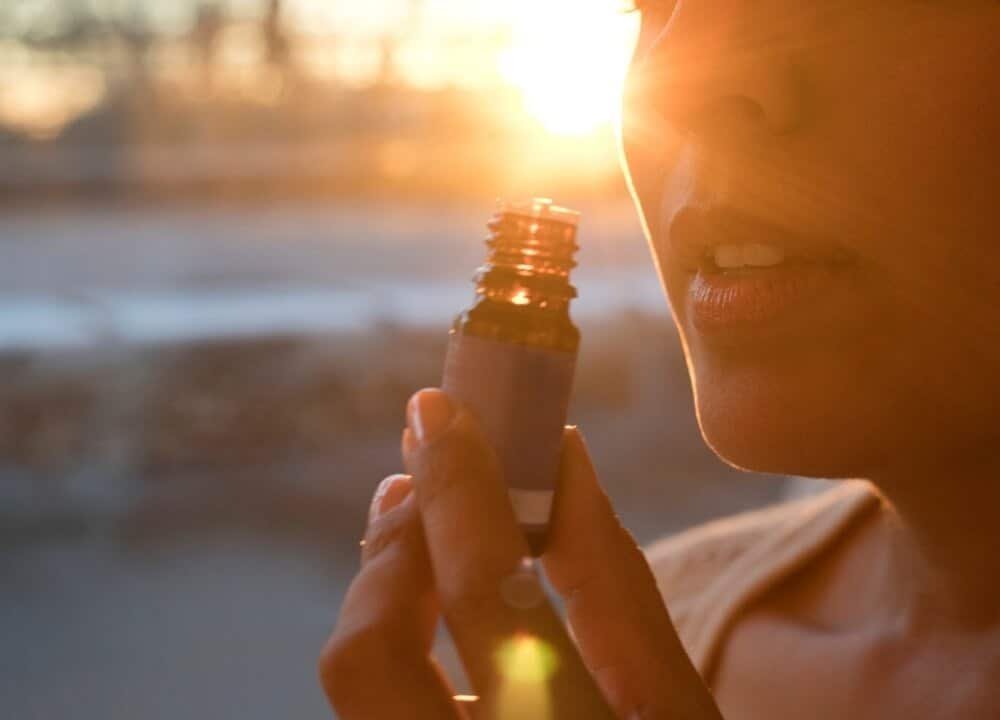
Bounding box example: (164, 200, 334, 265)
(499, 0, 639, 137)
(493, 632, 559, 719)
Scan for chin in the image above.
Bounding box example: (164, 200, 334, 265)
(687, 352, 885, 480)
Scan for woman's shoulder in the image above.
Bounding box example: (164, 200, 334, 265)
(643, 480, 878, 672)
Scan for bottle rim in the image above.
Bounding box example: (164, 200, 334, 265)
(497, 198, 580, 227)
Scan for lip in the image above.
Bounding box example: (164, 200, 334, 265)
(663, 207, 858, 335)
(666, 207, 854, 272)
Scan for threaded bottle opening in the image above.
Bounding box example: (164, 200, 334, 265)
(478, 199, 579, 298)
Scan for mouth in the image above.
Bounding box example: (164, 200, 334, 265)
(665, 207, 859, 335)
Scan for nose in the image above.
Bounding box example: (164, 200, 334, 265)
(630, 0, 807, 140)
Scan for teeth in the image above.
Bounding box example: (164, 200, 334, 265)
(743, 243, 786, 267)
(713, 244, 746, 269)
(712, 243, 786, 270)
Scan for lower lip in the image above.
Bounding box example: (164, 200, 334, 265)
(689, 262, 847, 334)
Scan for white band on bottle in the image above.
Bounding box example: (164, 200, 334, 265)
(508, 489, 555, 526)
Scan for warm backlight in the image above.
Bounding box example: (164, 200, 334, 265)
(499, 1, 639, 136)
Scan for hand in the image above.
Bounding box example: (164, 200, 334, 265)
(320, 388, 724, 719)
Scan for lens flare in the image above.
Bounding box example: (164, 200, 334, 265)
(496, 632, 559, 682)
(493, 632, 559, 719)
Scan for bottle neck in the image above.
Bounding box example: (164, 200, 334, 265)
(474, 210, 578, 311)
(473, 281, 571, 313)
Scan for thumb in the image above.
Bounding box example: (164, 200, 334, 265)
(542, 427, 722, 720)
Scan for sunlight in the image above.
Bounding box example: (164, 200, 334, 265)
(499, 1, 639, 136)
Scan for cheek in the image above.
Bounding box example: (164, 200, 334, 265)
(796, 14, 1000, 421)
(832, 19, 1000, 392)
(820, 15, 1000, 258)
(620, 50, 690, 241)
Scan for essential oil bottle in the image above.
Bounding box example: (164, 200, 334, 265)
(442, 198, 580, 555)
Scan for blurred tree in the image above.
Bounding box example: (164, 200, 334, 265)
(376, 0, 424, 86)
(18, 1, 104, 52)
(111, 3, 154, 90)
(262, 0, 290, 70)
(192, 2, 224, 90)
(6, 0, 154, 92)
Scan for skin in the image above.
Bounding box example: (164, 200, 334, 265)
(322, 1, 1000, 717)
(620, 1, 1000, 716)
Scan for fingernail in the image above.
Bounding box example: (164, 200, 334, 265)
(406, 389, 454, 445)
(369, 474, 412, 523)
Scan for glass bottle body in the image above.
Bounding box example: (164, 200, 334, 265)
(441, 199, 581, 556)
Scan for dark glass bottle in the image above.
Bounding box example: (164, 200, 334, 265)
(442, 199, 581, 556)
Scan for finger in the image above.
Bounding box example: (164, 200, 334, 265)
(544, 428, 723, 720)
(403, 389, 613, 718)
(361, 473, 418, 564)
(320, 475, 464, 720)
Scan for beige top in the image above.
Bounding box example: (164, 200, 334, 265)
(644, 480, 879, 682)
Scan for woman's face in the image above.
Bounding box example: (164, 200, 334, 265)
(621, 2, 1000, 480)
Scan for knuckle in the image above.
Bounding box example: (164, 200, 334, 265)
(318, 625, 391, 702)
(361, 508, 413, 563)
(318, 629, 367, 701)
(417, 417, 498, 505)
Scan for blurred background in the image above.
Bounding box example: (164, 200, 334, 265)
(0, 1, 796, 717)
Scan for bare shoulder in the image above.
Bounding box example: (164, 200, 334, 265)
(642, 481, 877, 669)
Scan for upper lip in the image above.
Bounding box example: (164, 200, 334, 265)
(665, 206, 855, 274)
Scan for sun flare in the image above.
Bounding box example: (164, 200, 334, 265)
(499, 2, 639, 137)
